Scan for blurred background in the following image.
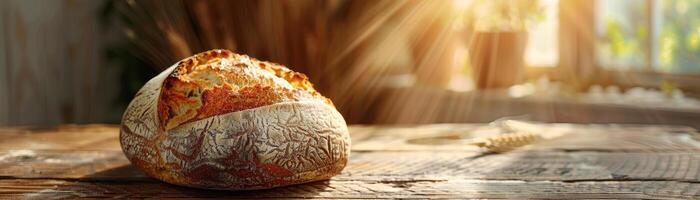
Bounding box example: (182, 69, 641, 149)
(1, 0, 700, 128)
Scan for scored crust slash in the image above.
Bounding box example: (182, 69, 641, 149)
(120, 49, 350, 190)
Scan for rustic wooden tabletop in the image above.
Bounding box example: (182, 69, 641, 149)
(1, 123, 700, 199)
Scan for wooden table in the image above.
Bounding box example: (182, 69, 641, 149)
(1, 123, 700, 199)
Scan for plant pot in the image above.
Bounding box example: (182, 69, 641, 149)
(468, 32, 528, 89)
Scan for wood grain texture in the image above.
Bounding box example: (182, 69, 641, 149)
(3, 179, 699, 199)
(1, 123, 700, 198)
(3, 150, 700, 183)
(0, 124, 120, 151)
(0, 0, 119, 127)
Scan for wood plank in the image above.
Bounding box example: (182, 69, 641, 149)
(3, 150, 700, 184)
(2, 124, 700, 198)
(349, 124, 487, 151)
(1, 124, 699, 183)
(344, 151, 700, 182)
(0, 150, 147, 181)
(0, 124, 121, 151)
(1, 179, 698, 199)
(352, 124, 700, 152)
(533, 124, 700, 151)
(1, 124, 697, 152)
(0, 0, 119, 126)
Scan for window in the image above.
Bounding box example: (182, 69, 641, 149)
(596, 0, 700, 74)
(595, 0, 649, 70)
(525, 0, 559, 67)
(454, 0, 700, 91)
(655, 0, 700, 73)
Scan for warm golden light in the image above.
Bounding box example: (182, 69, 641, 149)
(1, 0, 699, 127)
(2, 1, 700, 198)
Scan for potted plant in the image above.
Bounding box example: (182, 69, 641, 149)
(460, 0, 544, 89)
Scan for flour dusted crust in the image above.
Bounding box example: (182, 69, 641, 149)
(120, 49, 350, 190)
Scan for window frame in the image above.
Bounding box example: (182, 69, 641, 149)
(528, 0, 700, 95)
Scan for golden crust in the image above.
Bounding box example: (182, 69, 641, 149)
(158, 49, 331, 130)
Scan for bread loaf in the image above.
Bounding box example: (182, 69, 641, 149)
(120, 49, 350, 190)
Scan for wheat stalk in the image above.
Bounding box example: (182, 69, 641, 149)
(467, 132, 543, 153)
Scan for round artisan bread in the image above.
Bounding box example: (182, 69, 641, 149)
(120, 49, 350, 190)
